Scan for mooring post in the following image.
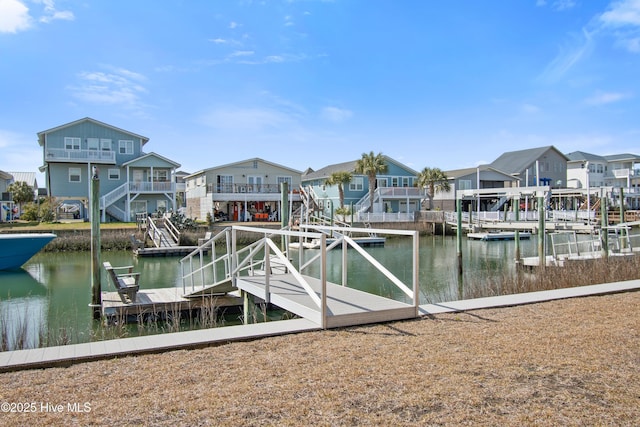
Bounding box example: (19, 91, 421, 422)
(537, 195, 545, 270)
(456, 198, 463, 276)
(90, 166, 101, 319)
(281, 181, 289, 248)
(601, 190, 608, 258)
(619, 188, 625, 224)
(513, 196, 521, 264)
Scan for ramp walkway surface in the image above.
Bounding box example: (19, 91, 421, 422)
(1, 279, 638, 372)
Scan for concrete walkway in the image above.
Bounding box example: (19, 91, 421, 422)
(1, 280, 639, 372)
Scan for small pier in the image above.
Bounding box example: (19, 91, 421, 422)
(179, 224, 420, 329)
(101, 287, 243, 320)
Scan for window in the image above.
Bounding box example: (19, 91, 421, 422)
(87, 138, 99, 151)
(277, 176, 292, 189)
(108, 169, 120, 180)
(153, 170, 168, 182)
(391, 177, 399, 187)
(69, 167, 81, 183)
(458, 179, 472, 190)
(65, 137, 81, 150)
(218, 175, 233, 192)
(349, 177, 364, 191)
(402, 177, 410, 187)
(101, 139, 112, 151)
(119, 140, 134, 155)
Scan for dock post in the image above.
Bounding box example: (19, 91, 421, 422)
(281, 181, 289, 248)
(90, 166, 101, 319)
(619, 188, 625, 225)
(456, 198, 463, 276)
(601, 190, 608, 258)
(537, 195, 545, 270)
(513, 196, 521, 264)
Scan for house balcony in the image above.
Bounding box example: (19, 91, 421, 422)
(207, 183, 301, 202)
(129, 181, 175, 193)
(45, 148, 116, 164)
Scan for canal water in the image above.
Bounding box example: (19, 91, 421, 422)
(0, 235, 540, 349)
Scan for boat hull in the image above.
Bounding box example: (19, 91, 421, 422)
(0, 233, 56, 270)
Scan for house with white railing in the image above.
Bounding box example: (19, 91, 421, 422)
(301, 156, 422, 222)
(38, 117, 181, 222)
(184, 158, 302, 222)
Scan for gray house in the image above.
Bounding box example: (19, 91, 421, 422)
(490, 145, 568, 188)
(436, 165, 519, 211)
(38, 117, 181, 222)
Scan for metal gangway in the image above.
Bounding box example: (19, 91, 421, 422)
(179, 225, 420, 329)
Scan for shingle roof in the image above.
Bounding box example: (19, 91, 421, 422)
(490, 146, 567, 175)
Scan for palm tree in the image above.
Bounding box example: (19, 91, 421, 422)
(355, 151, 388, 213)
(325, 171, 353, 209)
(416, 167, 450, 210)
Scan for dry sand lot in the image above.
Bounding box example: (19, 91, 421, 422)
(0, 290, 638, 426)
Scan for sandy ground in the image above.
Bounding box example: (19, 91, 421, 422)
(0, 290, 638, 426)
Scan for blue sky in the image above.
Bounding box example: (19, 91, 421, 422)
(1, 0, 640, 182)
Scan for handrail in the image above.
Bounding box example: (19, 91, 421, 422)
(146, 216, 169, 248)
(164, 214, 181, 244)
(180, 227, 232, 293)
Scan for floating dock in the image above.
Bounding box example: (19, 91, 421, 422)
(134, 246, 199, 257)
(289, 236, 385, 249)
(468, 231, 532, 241)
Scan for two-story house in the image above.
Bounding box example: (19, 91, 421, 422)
(38, 117, 181, 222)
(185, 158, 302, 222)
(490, 145, 568, 188)
(301, 156, 421, 221)
(567, 151, 640, 209)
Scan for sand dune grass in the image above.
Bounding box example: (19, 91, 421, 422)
(0, 290, 638, 426)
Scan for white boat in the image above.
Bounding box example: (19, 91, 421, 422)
(0, 233, 56, 270)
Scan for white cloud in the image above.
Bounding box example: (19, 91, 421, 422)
(538, 28, 594, 83)
(321, 106, 353, 122)
(598, 0, 640, 53)
(229, 21, 238, 29)
(585, 91, 631, 105)
(0, 0, 32, 33)
(600, 0, 640, 27)
(38, 0, 74, 23)
(69, 67, 148, 111)
(0, 0, 73, 33)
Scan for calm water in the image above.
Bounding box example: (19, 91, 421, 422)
(0, 235, 540, 348)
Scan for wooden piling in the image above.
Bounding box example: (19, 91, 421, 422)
(90, 166, 101, 319)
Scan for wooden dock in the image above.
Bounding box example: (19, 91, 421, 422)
(134, 246, 199, 257)
(101, 287, 243, 320)
(236, 274, 416, 329)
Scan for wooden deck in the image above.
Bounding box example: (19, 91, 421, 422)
(101, 287, 243, 319)
(236, 274, 416, 328)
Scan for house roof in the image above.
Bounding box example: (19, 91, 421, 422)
(565, 151, 607, 163)
(122, 152, 181, 168)
(7, 172, 37, 187)
(445, 165, 518, 181)
(490, 146, 568, 175)
(186, 157, 302, 178)
(302, 155, 419, 181)
(603, 153, 640, 162)
(37, 117, 150, 146)
(0, 170, 13, 180)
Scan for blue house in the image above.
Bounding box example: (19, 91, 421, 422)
(38, 117, 181, 222)
(301, 156, 422, 221)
